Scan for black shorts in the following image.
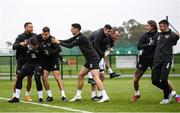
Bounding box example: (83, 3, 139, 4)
(19, 63, 35, 77)
(136, 57, 153, 71)
(84, 61, 99, 70)
(16, 59, 27, 74)
(42, 58, 60, 72)
(19, 63, 43, 77)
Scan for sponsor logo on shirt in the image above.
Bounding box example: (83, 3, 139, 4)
(165, 35, 169, 39)
(90, 63, 93, 68)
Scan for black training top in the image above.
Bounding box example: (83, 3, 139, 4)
(36, 34, 61, 61)
(13, 32, 37, 60)
(154, 29, 179, 62)
(60, 33, 100, 62)
(89, 28, 113, 58)
(26, 45, 44, 64)
(137, 31, 157, 60)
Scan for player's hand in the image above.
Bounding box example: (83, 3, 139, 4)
(108, 47, 113, 52)
(51, 38, 60, 44)
(20, 40, 28, 47)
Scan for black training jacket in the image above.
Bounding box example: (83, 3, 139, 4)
(36, 34, 61, 61)
(13, 32, 37, 60)
(154, 29, 179, 62)
(89, 28, 113, 58)
(60, 33, 100, 62)
(137, 31, 157, 60)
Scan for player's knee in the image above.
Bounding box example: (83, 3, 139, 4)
(78, 75, 84, 80)
(134, 77, 140, 83)
(34, 74, 41, 80)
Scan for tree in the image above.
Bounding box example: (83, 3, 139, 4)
(6, 41, 13, 47)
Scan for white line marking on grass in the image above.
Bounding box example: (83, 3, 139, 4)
(0, 97, 92, 113)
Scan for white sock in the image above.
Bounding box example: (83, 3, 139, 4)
(25, 91, 30, 96)
(61, 90, 66, 97)
(13, 92, 16, 97)
(76, 90, 82, 97)
(134, 90, 140, 96)
(97, 91, 102, 97)
(88, 72, 93, 78)
(15, 89, 21, 99)
(46, 90, 52, 97)
(91, 91, 96, 98)
(38, 91, 43, 99)
(101, 90, 108, 98)
(108, 68, 113, 74)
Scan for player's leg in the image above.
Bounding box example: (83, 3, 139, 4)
(91, 69, 109, 103)
(52, 70, 68, 102)
(8, 64, 32, 103)
(104, 57, 121, 79)
(151, 62, 163, 89)
(87, 72, 98, 100)
(131, 69, 145, 102)
(25, 75, 32, 101)
(42, 69, 53, 102)
(160, 62, 175, 104)
(69, 66, 89, 102)
(34, 65, 43, 102)
(12, 61, 23, 97)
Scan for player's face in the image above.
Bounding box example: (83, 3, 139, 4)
(25, 24, 33, 33)
(42, 32, 50, 40)
(71, 27, 79, 35)
(103, 28, 111, 37)
(111, 31, 120, 41)
(31, 44, 38, 49)
(159, 24, 168, 32)
(145, 24, 154, 32)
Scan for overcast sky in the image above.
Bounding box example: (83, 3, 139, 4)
(0, 0, 180, 52)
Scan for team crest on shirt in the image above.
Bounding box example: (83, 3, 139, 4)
(47, 43, 51, 47)
(165, 35, 169, 39)
(54, 64, 57, 69)
(90, 64, 93, 68)
(157, 36, 161, 40)
(34, 50, 39, 53)
(31, 53, 36, 58)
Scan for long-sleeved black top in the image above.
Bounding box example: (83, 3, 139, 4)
(154, 29, 179, 62)
(36, 34, 61, 61)
(89, 28, 113, 58)
(13, 32, 37, 60)
(60, 33, 100, 62)
(26, 45, 44, 64)
(137, 31, 157, 60)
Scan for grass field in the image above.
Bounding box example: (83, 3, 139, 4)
(0, 76, 180, 112)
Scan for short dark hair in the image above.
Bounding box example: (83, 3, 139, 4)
(24, 22, 32, 27)
(42, 26, 50, 32)
(104, 24, 112, 29)
(147, 20, 158, 32)
(159, 19, 169, 26)
(27, 37, 38, 46)
(112, 28, 120, 34)
(71, 23, 81, 31)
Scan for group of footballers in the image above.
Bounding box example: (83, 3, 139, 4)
(8, 19, 179, 104)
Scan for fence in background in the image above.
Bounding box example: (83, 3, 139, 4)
(0, 54, 180, 80)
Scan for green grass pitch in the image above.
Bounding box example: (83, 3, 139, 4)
(0, 76, 180, 112)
